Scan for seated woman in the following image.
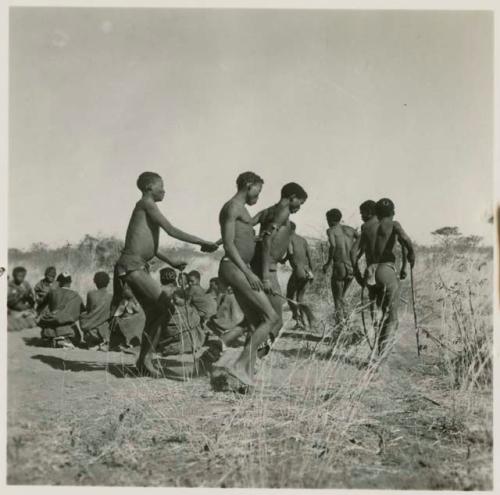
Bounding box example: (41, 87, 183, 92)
(80, 271, 113, 350)
(38, 272, 85, 349)
(7, 266, 37, 332)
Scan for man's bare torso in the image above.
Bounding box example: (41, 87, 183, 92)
(123, 200, 159, 262)
(257, 204, 292, 263)
(219, 199, 256, 264)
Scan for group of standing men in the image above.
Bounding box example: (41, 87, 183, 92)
(113, 170, 415, 390)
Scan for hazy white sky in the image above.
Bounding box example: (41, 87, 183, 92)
(9, 8, 493, 249)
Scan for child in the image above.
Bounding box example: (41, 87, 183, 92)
(187, 270, 217, 325)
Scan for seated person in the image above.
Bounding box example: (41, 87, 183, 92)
(80, 271, 113, 350)
(160, 266, 179, 293)
(109, 282, 145, 351)
(158, 288, 207, 356)
(206, 284, 247, 348)
(207, 277, 221, 306)
(7, 266, 37, 331)
(34, 266, 57, 316)
(186, 270, 217, 325)
(38, 272, 85, 349)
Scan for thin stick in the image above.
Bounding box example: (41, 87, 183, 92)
(180, 271, 199, 376)
(410, 266, 421, 357)
(360, 285, 373, 350)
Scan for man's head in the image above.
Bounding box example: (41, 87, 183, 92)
(12, 266, 27, 284)
(281, 183, 308, 213)
(137, 172, 165, 202)
(160, 267, 177, 286)
(57, 272, 72, 288)
(376, 198, 395, 219)
(44, 266, 57, 283)
(94, 271, 110, 289)
(188, 270, 201, 287)
(290, 221, 297, 232)
(326, 208, 342, 227)
(359, 200, 377, 222)
(236, 171, 264, 206)
(209, 277, 220, 293)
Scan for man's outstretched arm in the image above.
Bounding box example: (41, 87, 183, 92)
(144, 200, 218, 251)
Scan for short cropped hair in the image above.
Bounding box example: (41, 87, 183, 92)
(281, 182, 308, 200)
(290, 221, 296, 231)
(137, 172, 162, 192)
(44, 266, 56, 277)
(359, 200, 377, 215)
(236, 171, 264, 190)
(57, 272, 72, 286)
(159, 267, 177, 285)
(326, 208, 342, 222)
(93, 271, 110, 289)
(376, 198, 395, 218)
(13, 266, 27, 277)
(188, 270, 201, 281)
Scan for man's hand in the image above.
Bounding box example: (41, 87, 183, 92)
(407, 253, 415, 269)
(262, 279, 273, 294)
(200, 242, 219, 253)
(400, 268, 407, 280)
(245, 270, 264, 291)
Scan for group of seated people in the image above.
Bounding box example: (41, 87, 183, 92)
(6, 264, 246, 355)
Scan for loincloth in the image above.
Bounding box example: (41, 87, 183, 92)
(332, 261, 353, 281)
(115, 253, 151, 278)
(365, 262, 396, 287)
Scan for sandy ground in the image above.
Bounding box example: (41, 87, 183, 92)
(7, 313, 492, 488)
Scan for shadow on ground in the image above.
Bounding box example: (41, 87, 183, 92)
(29, 339, 223, 381)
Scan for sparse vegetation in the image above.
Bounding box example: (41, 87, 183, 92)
(7, 234, 492, 489)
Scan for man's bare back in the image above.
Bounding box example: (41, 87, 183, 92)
(327, 225, 350, 264)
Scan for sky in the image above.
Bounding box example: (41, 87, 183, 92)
(8, 8, 493, 249)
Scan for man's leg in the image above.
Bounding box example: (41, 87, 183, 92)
(217, 260, 279, 386)
(267, 271, 284, 340)
(375, 265, 400, 357)
(331, 262, 347, 321)
(124, 269, 172, 377)
(286, 272, 299, 322)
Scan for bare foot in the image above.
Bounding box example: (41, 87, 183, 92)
(136, 353, 162, 378)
